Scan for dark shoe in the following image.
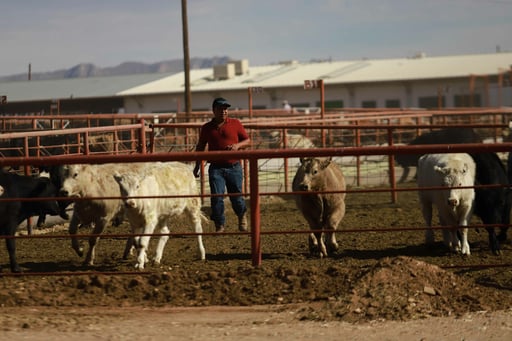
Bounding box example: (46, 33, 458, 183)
(238, 213, 248, 232)
(215, 224, 225, 233)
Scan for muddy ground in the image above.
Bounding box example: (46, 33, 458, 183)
(1, 183, 512, 337)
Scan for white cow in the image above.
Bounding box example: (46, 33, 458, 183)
(60, 163, 148, 265)
(417, 153, 476, 255)
(113, 162, 206, 269)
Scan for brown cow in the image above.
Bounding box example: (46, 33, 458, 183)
(292, 157, 347, 257)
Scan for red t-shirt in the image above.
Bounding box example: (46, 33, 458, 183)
(198, 117, 249, 164)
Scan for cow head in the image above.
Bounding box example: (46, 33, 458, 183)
(59, 164, 86, 198)
(434, 161, 472, 208)
(113, 173, 139, 209)
(294, 157, 332, 191)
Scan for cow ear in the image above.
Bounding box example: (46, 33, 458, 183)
(300, 157, 305, 164)
(433, 165, 446, 174)
(113, 173, 122, 183)
(320, 158, 332, 169)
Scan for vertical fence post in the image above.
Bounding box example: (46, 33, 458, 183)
(249, 157, 261, 267)
(387, 127, 397, 203)
(248, 87, 253, 120)
(355, 122, 361, 187)
(319, 79, 326, 147)
(139, 119, 147, 154)
(282, 128, 290, 192)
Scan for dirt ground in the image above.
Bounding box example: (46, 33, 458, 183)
(1, 183, 512, 339)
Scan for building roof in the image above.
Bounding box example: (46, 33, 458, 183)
(0, 73, 169, 102)
(2, 52, 512, 102)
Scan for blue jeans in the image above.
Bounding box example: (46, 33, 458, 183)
(208, 162, 246, 226)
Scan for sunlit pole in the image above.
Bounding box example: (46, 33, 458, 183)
(181, 0, 191, 120)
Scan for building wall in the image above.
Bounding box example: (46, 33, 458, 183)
(121, 77, 496, 114)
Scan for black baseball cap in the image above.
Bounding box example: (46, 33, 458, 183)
(212, 97, 231, 108)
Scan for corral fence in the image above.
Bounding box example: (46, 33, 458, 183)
(0, 108, 512, 273)
(1, 143, 512, 270)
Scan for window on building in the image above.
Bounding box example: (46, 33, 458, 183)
(385, 99, 401, 108)
(361, 100, 376, 108)
(454, 94, 481, 107)
(317, 100, 344, 108)
(418, 96, 445, 109)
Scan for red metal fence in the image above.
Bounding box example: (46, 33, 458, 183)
(1, 109, 512, 274)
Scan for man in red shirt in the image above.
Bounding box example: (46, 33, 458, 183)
(193, 98, 251, 232)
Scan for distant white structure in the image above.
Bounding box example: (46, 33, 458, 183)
(2, 52, 512, 114)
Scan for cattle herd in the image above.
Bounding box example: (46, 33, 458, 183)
(0, 128, 511, 273)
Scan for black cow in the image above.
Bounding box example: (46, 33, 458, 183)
(396, 128, 483, 183)
(0, 170, 61, 273)
(36, 165, 72, 226)
(470, 152, 510, 255)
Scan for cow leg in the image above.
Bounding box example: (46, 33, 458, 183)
(325, 231, 338, 255)
(122, 236, 135, 260)
(398, 166, 410, 183)
(441, 229, 453, 251)
(304, 214, 324, 257)
(84, 220, 106, 266)
(37, 214, 46, 227)
(486, 228, 501, 255)
(308, 229, 327, 257)
(460, 227, 471, 255)
(318, 233, 328, 258)
(438, 214, 457, 252)
(153, 226, 170, 265)
(190, 207, 206, 260)
(68, 212, 84, 257)
(443, 228, 461, 253)
(135, 221, 156, 270)
(306, 219, 328, 257)
(123, 225, 142, 261)
(4, 222, 22, 273)
(324, 223, 339, 256)
(5, 238, 21, 273)
(310, 229, 327, 258)
(135, 246, 149, 270)
(59, 200, 71, 220)
(309, 227, 327, 258)
(325, 209, 343, 255)
(420, 199, 435, 245)
(458, 210, 471, 256)
(308, 232, 319, 255)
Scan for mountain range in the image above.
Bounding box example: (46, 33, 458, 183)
(0, 56, 231, 82)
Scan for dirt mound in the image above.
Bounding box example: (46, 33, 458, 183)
(296, 256, 508, 322)
(1, 256, 508, 324)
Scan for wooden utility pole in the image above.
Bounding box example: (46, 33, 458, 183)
(181, 0, 191, 120)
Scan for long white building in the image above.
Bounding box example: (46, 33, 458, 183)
(1, 52, 511, 114)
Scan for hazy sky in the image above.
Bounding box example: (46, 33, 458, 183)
(1, 0, 511, 77)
